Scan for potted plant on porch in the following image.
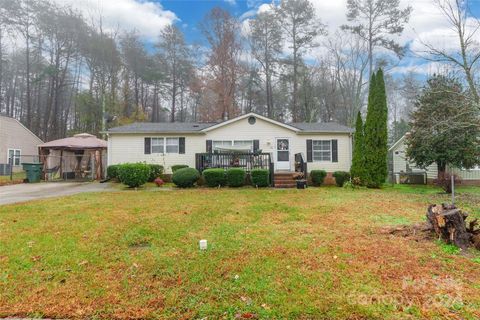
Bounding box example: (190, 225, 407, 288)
(293, 172, 307, 189)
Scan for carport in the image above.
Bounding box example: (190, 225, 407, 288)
(38, 133, 107, 181)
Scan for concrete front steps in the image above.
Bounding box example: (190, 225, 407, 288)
(274, 172, 298, 188)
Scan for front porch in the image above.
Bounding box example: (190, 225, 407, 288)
(194, 152, 307, 187)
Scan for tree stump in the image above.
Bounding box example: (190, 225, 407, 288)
(426, 204, 471, 250)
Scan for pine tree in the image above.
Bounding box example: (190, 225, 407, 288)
(363, 69, 388, 188)
(350, 111, 366, 184)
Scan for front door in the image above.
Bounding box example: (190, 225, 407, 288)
(276, 138, 290, 171)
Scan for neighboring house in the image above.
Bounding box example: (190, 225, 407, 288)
(0, 114, 43, 173)
(106, 112, 353, 185)
(390, 134, 480, 185)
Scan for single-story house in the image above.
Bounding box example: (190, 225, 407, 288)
(106, 112, 354, 186)
(0, 114, 43, 174)
(390, 134, 480, 185)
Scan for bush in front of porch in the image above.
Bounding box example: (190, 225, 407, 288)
(172, 167, 200, 188)
(310, 170, 327, 186)
(203, 169, 227, 187)
(226, 168, 245, 187)
(251, 169, 269, 187)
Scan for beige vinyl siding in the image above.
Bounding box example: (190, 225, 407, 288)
(107, 116, 353, 173)
(391, 136, 480, 181)
(391, 138, 437, 180)
(450, 167, 480, 180)
(107, 133, 205, 173)
(0, 116, 43, 171)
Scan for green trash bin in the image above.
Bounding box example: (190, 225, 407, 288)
(21, 162, 43, 183)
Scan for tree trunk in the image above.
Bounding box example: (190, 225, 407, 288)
(0, 27, 3, 113)
(426, 204, 471, 250)
(437, 162, 446, 180)
(171, 81, 176, 122)
(293, 44, 298, 122)
(25, 26, 32, 129)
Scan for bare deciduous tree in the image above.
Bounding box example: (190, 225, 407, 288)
(418, 0, 480, 104)
(200, 7, 243, 121)
(157, 25, 193, 122)
(325, 31, 368, 126)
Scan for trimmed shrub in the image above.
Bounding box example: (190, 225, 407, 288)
(333, 171, 350, 187)
(251, 169, 269, 187)
(171, 165, 189, 173)
(148, 164, 164, 182)
(203, 168, 227, 187)
(117, 163, 150, 188)
(172, 167, 200, 188)
(107, 164, 120, 180)
(227, 168, 245, 187)
(310, 170, 327, 186)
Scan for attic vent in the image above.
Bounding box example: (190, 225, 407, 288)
(248, 116, 256, 125)
(193, 125, 199, 128)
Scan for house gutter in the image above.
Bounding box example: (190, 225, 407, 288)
(295, 131, 354, 135)
(101, 131, 206, 135)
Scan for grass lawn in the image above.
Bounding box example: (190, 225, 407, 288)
(0, 171, 26, 186)
(1, 185, 480, 319)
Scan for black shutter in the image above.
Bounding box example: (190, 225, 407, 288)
(253, 140, 260, 152)
(306, 139, 312, 162)
(144, 137, 151, 154)
(179, 137, 185, 154)
(331, 139, 338, 162)
(206, 140, 212, 153)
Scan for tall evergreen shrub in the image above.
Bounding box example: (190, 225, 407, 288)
(350, 111, 366, 184)
(363, 69, 388, 188)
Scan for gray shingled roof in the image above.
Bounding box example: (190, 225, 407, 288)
(107, 122, 215, 133)
(290, 122, 354, 133)
(107, 118, 353, 134)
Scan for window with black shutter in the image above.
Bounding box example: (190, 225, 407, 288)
(331, 139, 338, 162)
(306, 140, 312, 162)
(144, 137, 151, 154)
(179, 137, 185, 154)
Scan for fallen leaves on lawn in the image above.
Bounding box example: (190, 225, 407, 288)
(235, 312, 257, 319)
(78, 260, 88, 266)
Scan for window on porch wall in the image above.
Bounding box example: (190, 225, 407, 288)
(212, 140, 232, 152)
(212, 140, 253, 152)
(233, 140, 253, 150)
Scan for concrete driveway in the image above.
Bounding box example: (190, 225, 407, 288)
(0, 182, 113, 205)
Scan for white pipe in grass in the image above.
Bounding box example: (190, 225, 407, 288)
(199, 239, 207, 250)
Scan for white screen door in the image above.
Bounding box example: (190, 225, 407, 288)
(276, 138, 290, 170)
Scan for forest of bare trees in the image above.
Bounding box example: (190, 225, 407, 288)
(1, 0, 475, 143)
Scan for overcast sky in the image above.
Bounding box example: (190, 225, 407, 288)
(54, 0, 480, 76)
